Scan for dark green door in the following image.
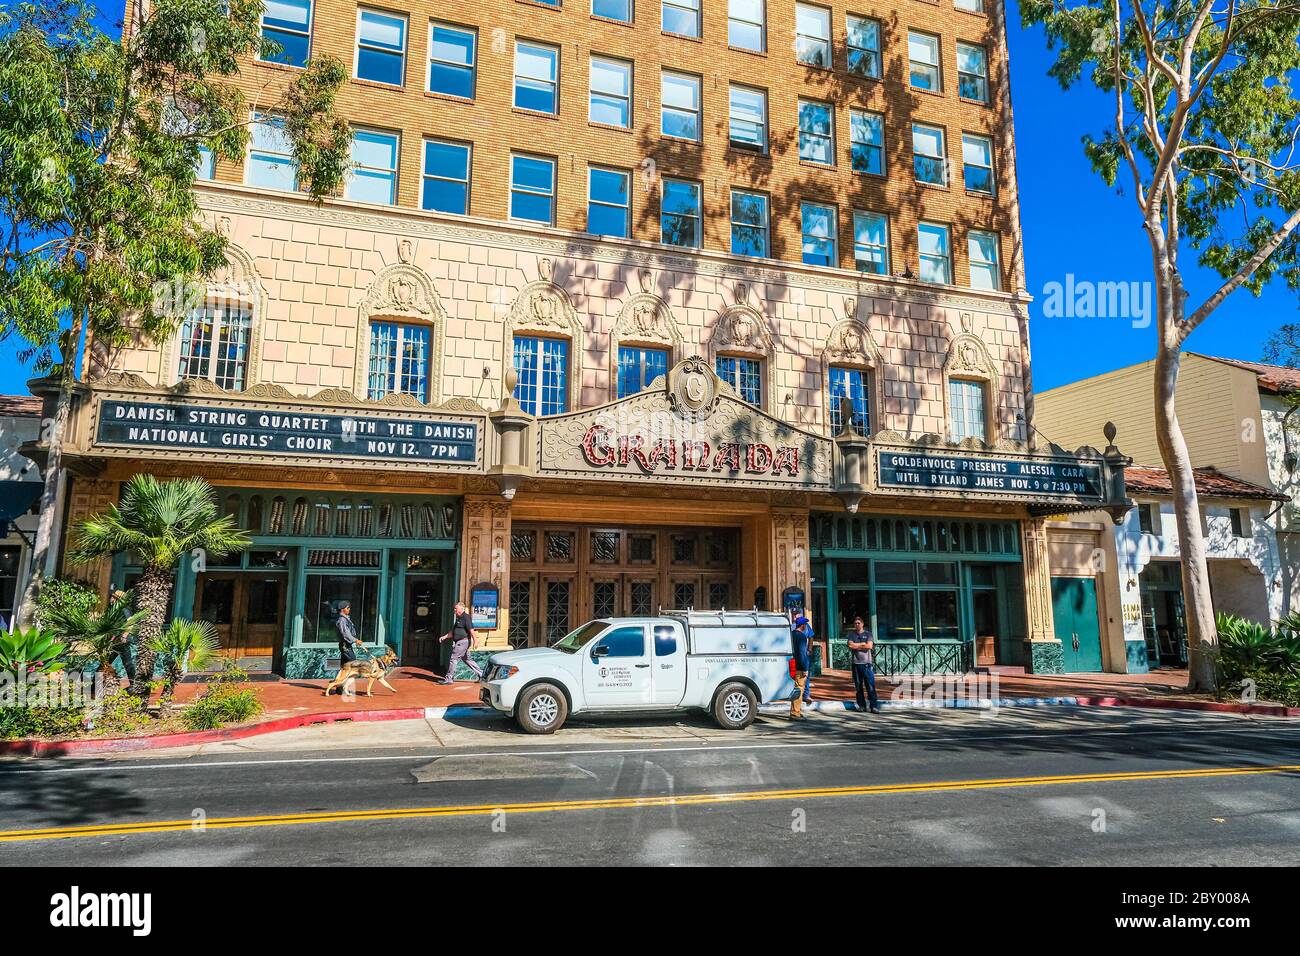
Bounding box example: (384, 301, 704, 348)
(1051, 577, 1103, 672)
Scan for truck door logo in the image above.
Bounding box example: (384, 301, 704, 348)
(738, 643, 747, 650)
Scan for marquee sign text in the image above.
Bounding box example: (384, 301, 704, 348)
(877, 450, 1104, 500)
(581, 424, 803, 478)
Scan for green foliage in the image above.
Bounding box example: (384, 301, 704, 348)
(1021, 1, 1300, 303)
(69, 474, 251, 571)
(148, 617, 219, 698)
(0, 627, 68, 676)
(43, 590, 146, 674)
(1213, 613, 1300, 705)
(0, 706, 83, 740)
(0, 0, 351, 373)
(33, 578, 98, 628)
(181, 665, 261, 731)
(83, 689, 160, 737)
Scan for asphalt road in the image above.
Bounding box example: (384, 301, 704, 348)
(2, 706, 1299, 866)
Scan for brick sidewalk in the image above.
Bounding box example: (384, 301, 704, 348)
(164, 665, 1193, 721)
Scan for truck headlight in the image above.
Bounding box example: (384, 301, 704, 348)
(492, 665, 518, 681)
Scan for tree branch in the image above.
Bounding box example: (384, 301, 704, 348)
(1183, 205, 1300, 336)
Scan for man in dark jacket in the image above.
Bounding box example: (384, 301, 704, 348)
(335, 601, 359, 662)
(790, 615, 812, 719)
(439, 601, 484, 684)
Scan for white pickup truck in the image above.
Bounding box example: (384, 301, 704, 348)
(480, 610, 796, 734)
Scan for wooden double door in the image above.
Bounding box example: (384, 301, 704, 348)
(194, 571, 287, 669)
(508, 523, 740, 648)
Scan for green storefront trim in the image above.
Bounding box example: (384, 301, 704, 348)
(812, 512, 1027, 675)
(112, 488, 462, 678)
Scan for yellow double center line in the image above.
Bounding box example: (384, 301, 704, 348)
(3, 763, 1297, 843)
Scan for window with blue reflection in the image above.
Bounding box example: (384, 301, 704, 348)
(261, 0, 312, 68)
(829, 366, 870, 434)
(429, 23, 475, 98)
(514, 336, 569, 416)
(510, 154, 556, 224)
(422, 140, 471, 214)
(617, 346, 669, 398)
(588, 167, 630, 238)
(356, 9, 406, 86)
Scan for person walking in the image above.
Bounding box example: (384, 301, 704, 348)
(789, 614, 812, 719)
(797, 614, 816, 706)
(847, 615, 880, 714)
(335, 601, 359, 663)
(439, 600, 484, 684)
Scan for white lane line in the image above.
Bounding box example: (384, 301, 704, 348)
(3, 719, 1295, 775)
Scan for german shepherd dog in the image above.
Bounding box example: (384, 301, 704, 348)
(323, 645, 399, 697)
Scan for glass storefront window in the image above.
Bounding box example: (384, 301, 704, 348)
(875, 561, 915, 586)
(919, 562, 956, 586)
(248, 549, 290, 569)
(303, 574, 380, 645)
(921, 590, 960, 640)
(877, 590, 916, 640)
(836, 588, 871, 633)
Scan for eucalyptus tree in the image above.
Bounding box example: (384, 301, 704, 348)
(1023, 0, 1300, 689)
(0, 0, 350, 622)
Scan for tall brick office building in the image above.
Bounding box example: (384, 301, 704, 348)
(46, 0, 1129, 677)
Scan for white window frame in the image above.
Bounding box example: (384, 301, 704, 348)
(795, 3, 832, 68)
(258, 0, 313, 68)
(593, 0, 633, 24)
(421, 138, 472, 214)
(728, 0, 766, 52)
(912, 122, 948, 186)
(801, 201, 838, 267)
(948, 378, 987, 443)
(798, 99, 835, 165)
(587, 165, 632, 238)
(246, 111, 298, 191)
(729, 84, 768, 151)
(367, 320, 432, 403)
(509, 153, 558, 225)
(428, 21, 477, 99)
(956, 0, 985, 11)
(853, 210, 890, 275)
(660, 177, 702, 248)
(918, 221, 953, 284)
(589, 55, 632, 128)
(345, 127, 400, 205)
(354, 7, 408, 86)
(514, 39, 560, 115)
(177, 302, 253, 391)
(957, 41, 989, 103)
(730, 189, 770, 258)
(661, 70, 702, 142)
(962, 132, 994, 194)
(663, 0, 702, 38)
(908, 30, 941, 91)
(846, 14, 881, 79)
(850, 109, 884, 176)
(968, 230, 1001, 291)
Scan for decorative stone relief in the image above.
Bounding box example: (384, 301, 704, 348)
(352, 261, 447, 404)
(820, 316, 883, 438)
(505, 267, 585, 412)
(608, 279, 684, 399)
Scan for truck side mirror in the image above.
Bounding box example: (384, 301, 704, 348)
(591, 644, 610, 661)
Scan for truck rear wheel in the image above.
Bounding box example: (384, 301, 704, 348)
(516, 683, 567, 734)
(712, 682, 757, 730)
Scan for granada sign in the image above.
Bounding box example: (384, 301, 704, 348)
(580, 424, 804, 478)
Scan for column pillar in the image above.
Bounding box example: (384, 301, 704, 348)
(1020, 515, 1063, 673)
(459, 494, 513, 650)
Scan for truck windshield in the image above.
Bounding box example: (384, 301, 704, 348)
(551, 621, 607, 653)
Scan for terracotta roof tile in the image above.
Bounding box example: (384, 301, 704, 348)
(1125, 465, 1288, 502)
(1200, 355, 1300, 395)
(0, 395, 43, 418)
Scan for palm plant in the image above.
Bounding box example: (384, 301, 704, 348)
(68, 476, 251, 697)
(0, 627, 68, 678)
(43, 592, 148, 683)
(147, 619, 220, 705)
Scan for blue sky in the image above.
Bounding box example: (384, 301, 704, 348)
(1, 0, 1293, 395)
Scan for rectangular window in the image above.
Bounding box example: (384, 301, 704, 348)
(968, 230, 1001, 290)
(1138, 503, 1158, 535)
(661, 71, 701, 141)
(514, 336, 569, 416)
(729, 85, 767, 150)
(730, 189, 769, 257)
(514, 40, 559, 114)
(853, 210, 889, 275)
(195, 144, 216, 181)
(850, 109, 884, 175)
(261, 0, 312, 68)
(846, 15, 881, 79)
(510, 154, 556, 224)
(421, 139, 471, 214)
(594, 0, 632, 22)
(908, 30, 941, 91)
(356, 8, 406, 86)
(956, 0, 984, 10)
(589, 56, 632, 127)
(716, 355, 762, 405)
(918, 222, 952, 284)
(617, 346, 670, 398)
(246, 113, 298, 191)
(661, 178, 702, 247)
(368, 321, 431, 402)
(1231, 507, 1251, 538)
(429, 22, 476, 98)
(588, 166, 631, 238)
(829, 366, 870, 434)
(801, 202, 837, 267)
(948, 379, 986, 442)
(345, 128, 399, 205)
(177, 303, 252, 390)
(962, 133, 994, 194)
(795, 4, 831, 67)
(957, 42, 989, 102)
(912, 123, 947, 185)
(798, 100, 834, 165)
(663, 0, 701, 38)
(729, 0, 765, 51)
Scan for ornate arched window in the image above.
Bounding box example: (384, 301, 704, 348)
(943, 313, 1000, 445)
(821, 297, 883, 436)
(506, 258, 584, 415)
(610, 269, 683, 400)
(353, 254, 447, 405)
(707, 284, 774, 409)
(168, 244, 266, 391)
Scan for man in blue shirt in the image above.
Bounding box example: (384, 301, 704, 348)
(789, 615, 813, 719)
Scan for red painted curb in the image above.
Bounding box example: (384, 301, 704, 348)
(1079, 695, 1300, 718)
(0, 706, 433, 758)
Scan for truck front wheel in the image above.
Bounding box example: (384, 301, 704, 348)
(712, 682, 757, 730)
(516, 683, 568, 734)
